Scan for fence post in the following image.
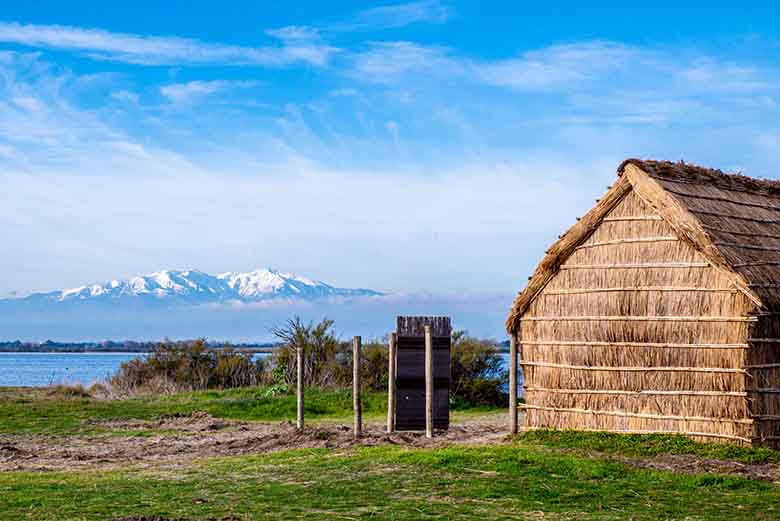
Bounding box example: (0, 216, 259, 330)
(424, 325, 433, 438)
(387, 332, 397, 433)
(296, 345, 304, 431)
(353, 336, 362, 438)
(509, 333, 518, 435)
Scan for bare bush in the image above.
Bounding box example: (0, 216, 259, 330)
(46, 383, 92, 399)
(271, 317, 341, 387)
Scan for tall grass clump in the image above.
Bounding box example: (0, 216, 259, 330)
(110, 339, 267, 395)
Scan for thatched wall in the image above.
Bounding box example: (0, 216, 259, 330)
(747, 318, 780, 447)
(519, 188, 758, 444)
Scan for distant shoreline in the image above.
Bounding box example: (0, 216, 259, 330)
(0, 349, 277, 354)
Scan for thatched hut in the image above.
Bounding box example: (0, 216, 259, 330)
(507, 159, 780, 446)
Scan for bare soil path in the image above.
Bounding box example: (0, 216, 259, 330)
(4, 410, 780, 483)
(0, 412, 508, 472)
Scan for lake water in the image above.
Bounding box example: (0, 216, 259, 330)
(0, 352, 519, 389)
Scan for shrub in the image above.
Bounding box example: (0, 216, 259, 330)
(450, 331, 507, 407)
(110, 339, 264, 394)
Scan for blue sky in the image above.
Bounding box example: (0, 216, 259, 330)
(1, 1, 780, 302)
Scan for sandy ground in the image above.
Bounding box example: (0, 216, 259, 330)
(0, 412, 508, 472)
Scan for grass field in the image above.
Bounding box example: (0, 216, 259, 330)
(2, 387, 780, 520)
(0, 386, 497, 436)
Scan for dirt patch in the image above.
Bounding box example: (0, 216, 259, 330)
(0, 413, 507, 472)
(113, 517, 242, 521)
(621, 453, 780, 483)
(88, 411, 236, 433)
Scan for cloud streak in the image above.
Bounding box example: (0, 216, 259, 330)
(160, 80, 259, 104)
(347, 1, 451, 31)
(0, 22, 338, 67)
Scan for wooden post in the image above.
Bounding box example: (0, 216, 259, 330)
(353, 336, 362, 438)
(509, 333, 518, 435)
(424, 325, 433, 438)
(387, 332, 397, 433)
(296, 345, 304, 431)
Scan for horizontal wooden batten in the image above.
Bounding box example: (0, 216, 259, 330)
(522, 425, 752, 443)
(522, 404, 753, 425)
(714, 241, 780, 252)
(753, 388, 780, 393)
(662, 185, 780, 212)
(748, 338, 780, 343)
(560, 262, 710, 270)
(520, 316, 756, 323)
(601, 215, 662, 222)
(648, 173, 780, 198)
(524, 387, 747, 397)
(542, 287, 738, 295)
(520, 361, 747, 374)
(575, 237, 678, 250)
(703, 225, 780, 241)
(689, 209, 780, 224)
(746, 363, 780, 369)
(520, 340, 748, 349)
(733, 261, 780, 268)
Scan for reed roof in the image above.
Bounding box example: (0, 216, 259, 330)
(507, 159, 780, 332)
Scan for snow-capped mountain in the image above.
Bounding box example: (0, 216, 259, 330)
(5, 268, 382, 307)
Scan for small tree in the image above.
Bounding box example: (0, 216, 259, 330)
(270, 317, 340, 387)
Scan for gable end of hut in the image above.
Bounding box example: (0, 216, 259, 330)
(509, 159, 780, 446)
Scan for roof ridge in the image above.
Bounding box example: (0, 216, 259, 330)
(619, 159, 780, 196)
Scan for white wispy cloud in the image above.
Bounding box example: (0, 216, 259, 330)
(160, 80, 259, 104)
(0, 22, 338, 67)
(347, 39, 778, 106)
(350, 41, 462, 83)
(474, 41, 638, 89)
(110, 89, 139, 103)
(346, 1, 451, 30)
(269, 0, 451, 39)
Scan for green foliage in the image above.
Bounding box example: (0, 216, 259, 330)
(450, 331, 507, 406)
(0, 387, 404, 435)
(360, 341, 390, 390)
(110, 339, 265, 393)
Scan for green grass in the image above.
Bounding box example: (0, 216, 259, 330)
(5, 388, 780, 519)
(519, 429, 780, 465)
(0, 387, 497, 435)
(1, 443, 779, 520)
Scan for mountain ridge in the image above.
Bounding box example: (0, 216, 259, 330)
(3, 268, 383, 307)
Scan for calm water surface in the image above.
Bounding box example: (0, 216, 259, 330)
(0, 352, 518, 388)
(0, 352, 148, 387)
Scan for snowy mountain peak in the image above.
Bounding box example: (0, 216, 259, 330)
(10, 267, 382, 307)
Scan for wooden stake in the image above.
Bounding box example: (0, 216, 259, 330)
(509, 333, 518, 435)
(424, 325, 433, 438)
(387, 332, 397, 433)
(353, 336, 362, 438)
(296, 345, 304, 431)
